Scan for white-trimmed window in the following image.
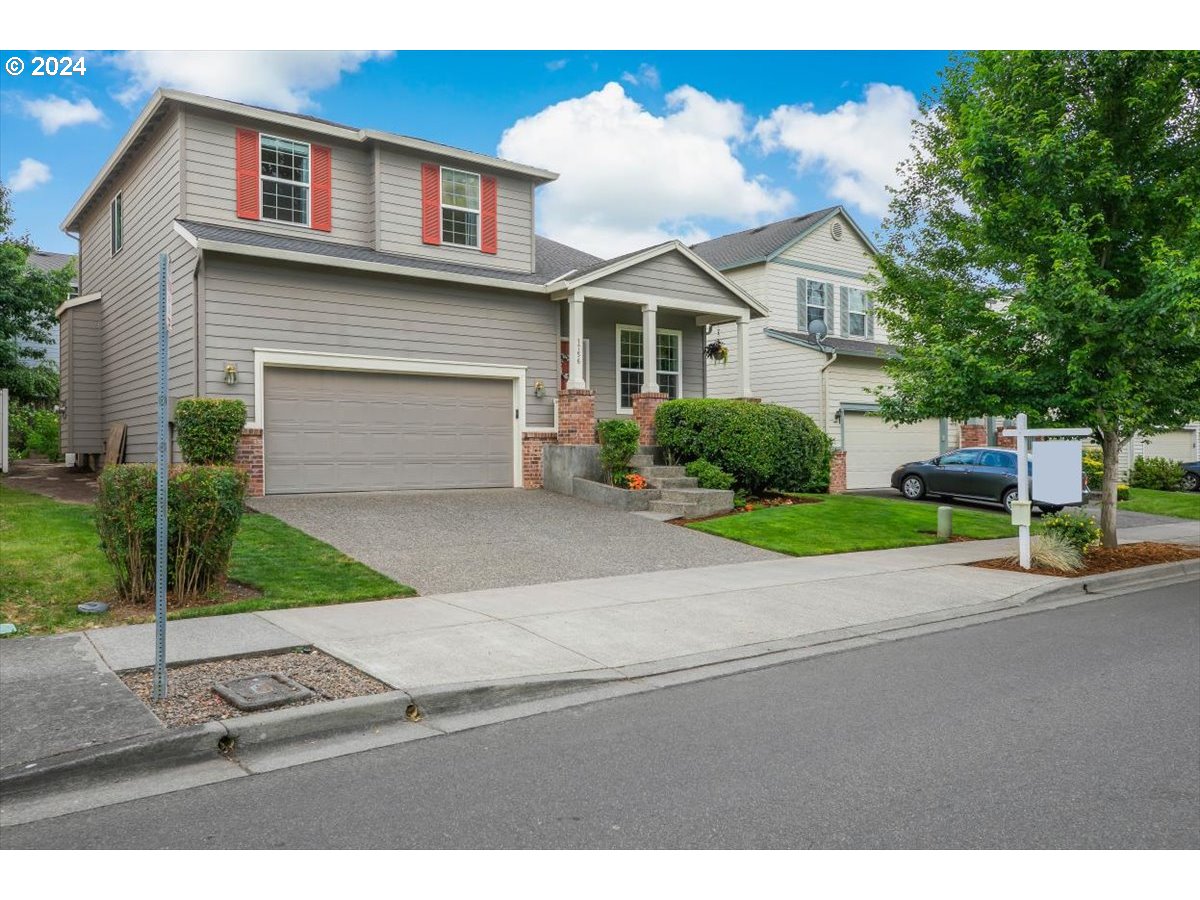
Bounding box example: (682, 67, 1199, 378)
(846, 287, 869, 337)
(441, 167, 480, 247)
(110, 192, 123, 256)
(805, 280, 829, 331)
(616, 324, 682, 412)
(260, 134, 310, 225)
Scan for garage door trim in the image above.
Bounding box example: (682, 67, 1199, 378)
(251, 348, 526, 491)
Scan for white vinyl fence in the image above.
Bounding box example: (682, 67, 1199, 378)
(1, 388, 9, 474)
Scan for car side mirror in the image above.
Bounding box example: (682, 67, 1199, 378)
(932, 457, 942, 466)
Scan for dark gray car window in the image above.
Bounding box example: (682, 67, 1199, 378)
(980, 450, 1013, 468)
(941, 450, 980, 465)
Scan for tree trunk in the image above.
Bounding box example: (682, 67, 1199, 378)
(1100, 429, 1121, 548)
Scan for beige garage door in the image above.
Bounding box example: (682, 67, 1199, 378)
(843, 413, 943, 490)
(264, 368, 514, 494)
(1141, 429, 1198, 463)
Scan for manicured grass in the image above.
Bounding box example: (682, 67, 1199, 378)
(688, 493, 1019, 556)
(0, 483, 413, 635)
(1119, 488, 1200, 520)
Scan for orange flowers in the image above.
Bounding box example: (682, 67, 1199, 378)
(623, 473, 648, 491)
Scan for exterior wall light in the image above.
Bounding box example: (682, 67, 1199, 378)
(533, 379, 546, 399)
(224, 363, 238, 385)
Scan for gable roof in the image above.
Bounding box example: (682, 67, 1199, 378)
(690, 206, 878, 270)
(62, 89, 559, 233)
(26, 249, 78, 288)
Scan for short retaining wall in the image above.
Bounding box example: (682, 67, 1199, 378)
(570, 477, 660, 512)
(542, 443, 602, 496)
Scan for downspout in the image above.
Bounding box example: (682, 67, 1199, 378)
(819, 347, 839, 436)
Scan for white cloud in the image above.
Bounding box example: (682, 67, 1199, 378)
(110, 51, 390, 112)
(22, 95, 104, 134)
(545, 59, 568, 72)
(755, 83, 921, 217)
(8, 158, 51, 192)
(620, 63, 661, 91)
(498, 82, 791, 257)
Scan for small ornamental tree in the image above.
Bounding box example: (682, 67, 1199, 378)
(872, 51, 1200, 547)
(175, 398, 247, 464)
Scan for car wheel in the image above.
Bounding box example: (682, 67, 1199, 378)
(1002, 489, 1017, 514)
(1183, 472, 1200, 492)
(901, 475, 926, 500)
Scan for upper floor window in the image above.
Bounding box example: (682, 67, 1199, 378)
(260, 135, 310, 225)
(110, 193, 123, 256)
(846, 287, 869, 337)
(804, 280, 829, 331)
(441, 168, 480, 247)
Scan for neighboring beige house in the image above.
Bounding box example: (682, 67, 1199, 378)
(693, 207, 952, 490)
(56, 89, 765, 496)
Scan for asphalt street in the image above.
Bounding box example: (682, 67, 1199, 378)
(3, 580, 1197, 849)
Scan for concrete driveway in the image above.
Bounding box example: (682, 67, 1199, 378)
(249, 489, 779, 594)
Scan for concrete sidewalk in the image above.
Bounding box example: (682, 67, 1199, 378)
(4, 520, 1195, 774)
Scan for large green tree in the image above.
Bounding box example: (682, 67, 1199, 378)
(1, 182, 74, 405)
(873, 51, 1200, 547)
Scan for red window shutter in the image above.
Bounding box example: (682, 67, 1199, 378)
(235, 129, 259, 220)
(421, 163, 441, 245)
(311, 144, 332, 232)
(480, 175, 498, 254)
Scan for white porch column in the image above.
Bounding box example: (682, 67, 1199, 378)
(641, 304, 660, 393)
(567, 290, 586, 390)
(737, 317, 751, 397)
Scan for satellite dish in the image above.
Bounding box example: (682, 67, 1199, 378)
(809, 319, 829, 341)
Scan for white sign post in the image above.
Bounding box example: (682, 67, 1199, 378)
(1003, 413, 1091, 569)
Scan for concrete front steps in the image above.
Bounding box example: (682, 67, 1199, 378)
(630, 452, 735, 518)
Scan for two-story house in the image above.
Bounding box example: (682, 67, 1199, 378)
(693, 207, 953, 491)
(56, 89, 766, 496)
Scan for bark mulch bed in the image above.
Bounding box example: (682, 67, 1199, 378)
(121, 647, 391, 729)
(971, 541, 1200, 578)
(98, 580, 263, 624)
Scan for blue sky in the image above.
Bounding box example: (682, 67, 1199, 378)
(0, 50, 950, 257)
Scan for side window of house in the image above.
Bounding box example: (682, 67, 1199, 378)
(110, 192, 123, 256)
(845, 287, 869, 337)
(260, 135, 310, 225)
(804, 281, 829, 331)
(441, 168, 480, 247)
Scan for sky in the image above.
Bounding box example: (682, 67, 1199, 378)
(0, 50, 950, 258)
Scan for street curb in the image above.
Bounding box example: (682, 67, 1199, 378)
(222, 690, 414, 748)
(1007, 558, 1200, 607)
(408, 671, 625, 718)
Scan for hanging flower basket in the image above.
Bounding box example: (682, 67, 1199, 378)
(704, 340, 729, 365)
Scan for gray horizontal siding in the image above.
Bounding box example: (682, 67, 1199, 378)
(589, 251, 744, 310)
(376, 147, 534, 273)
(201, 256, 559, 428)
(60, 303, 104, 453)
(183, 110, 374, 247)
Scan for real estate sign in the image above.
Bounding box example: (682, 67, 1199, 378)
(1032, 440, 1084, 506)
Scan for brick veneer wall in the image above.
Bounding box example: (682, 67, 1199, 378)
(236, 428, 264, 498)
(960, 423, 987, 447)
(557, 389, 597, 445)
(631, 392, 669, 446)
(994, 427, 1016, 449)
(521, 431, 557, 489)
(829, 449, 847, 494)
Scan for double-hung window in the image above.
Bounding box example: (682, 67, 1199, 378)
(805, 281, 829, 332)
(260, 135, 310, 225)
(110, 192, 123, 256)
(441, 168, 480, 247)
(617, 325, 682, 412)
(846, 287, 869, 337)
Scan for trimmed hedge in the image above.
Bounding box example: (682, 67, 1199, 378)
(175, 398, 247, 465)
(1129, 456, 1184, 491)
(597, 418, 641, 483)
(684, 459, 735, 491)
(1082, 447, 1104, 491)
(95, 464, 248, 603)
(656, 399, 831, 495)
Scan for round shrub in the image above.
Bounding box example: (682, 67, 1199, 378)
(1041, 509, 1102, 554)
(655, 399, 831, 495)
(684, 459, 734, 491)
(175, 398, 247, 465)
(1129, 456, 1184, 492)
(596, 418, 641, 483)
(1082, 447, 1104, 491)
(95, 464, 248, 604)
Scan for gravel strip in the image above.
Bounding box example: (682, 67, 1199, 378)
(121, 648, 391, 729)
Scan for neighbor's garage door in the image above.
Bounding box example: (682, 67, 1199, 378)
(843, 413, 943, 490)
(264, 368, 514, 494)
(1140, 429, 1198, 463)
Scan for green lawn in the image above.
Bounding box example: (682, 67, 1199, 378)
(1119, 488, 1200, 520)
(688, 493, 1019, 556)
(0, 484, 413, 635)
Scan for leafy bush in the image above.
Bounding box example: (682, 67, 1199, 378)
(1082, 447, 1104, 491)
(1018, 532, 1083, 572)
(596, 418, 641, 483)
(95, 464, 247, 603)
(684, 459, 734, 491)
(175, 398, 247, 465)
(1117, 483, 1130, 502)
(1041, 509, 1102, 554)
(6, 401, 60, 461)
(1129, 456, 1184, 491)
(655, 399, 831, 495)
